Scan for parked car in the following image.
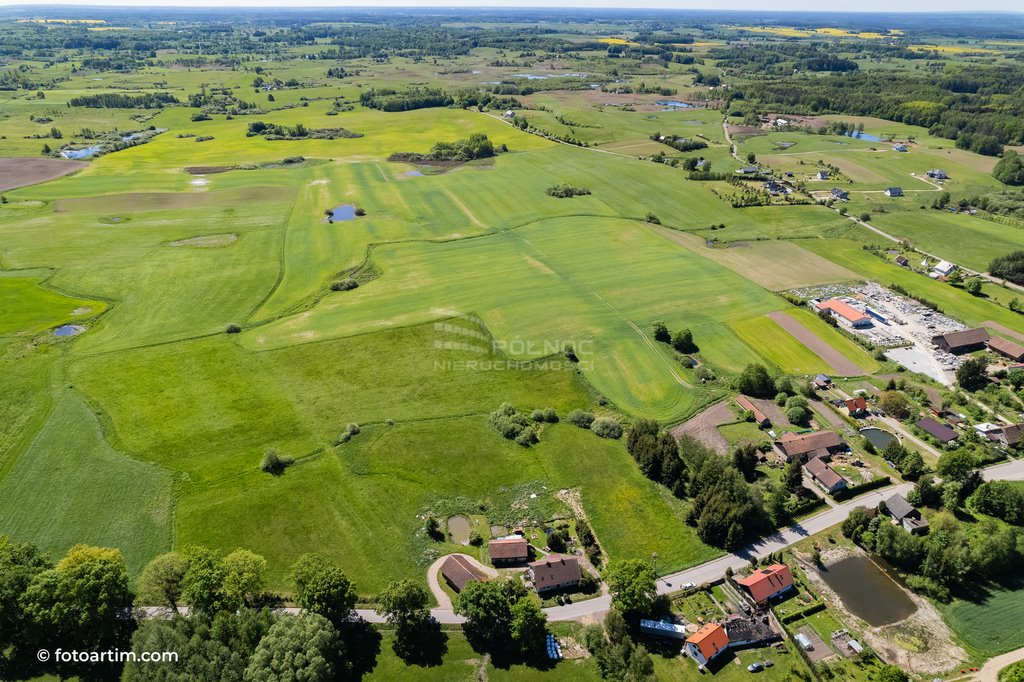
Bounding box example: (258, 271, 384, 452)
(747, 662, 764, 672)
(683, 581, 696, 589)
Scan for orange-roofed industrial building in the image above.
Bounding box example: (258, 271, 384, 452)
(737, 564, 795, 604)
(685, 622, 729, 667)
(814, 299, 872, 328)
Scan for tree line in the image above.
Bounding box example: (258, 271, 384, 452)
(0, 539, 447, 681)
(68, 92, 180, 109)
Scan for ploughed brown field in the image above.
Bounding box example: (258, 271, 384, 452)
(0, 157, 85, 192)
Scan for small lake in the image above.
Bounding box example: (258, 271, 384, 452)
(54, 325, 85, 337)
(447, 516, 471, 544)
(330, 204, 356, 221)
(60, 145, 101, 160)
(656, 99, 694, 109)
(844, 131, 882, 142)
(861, 427, 896, 449)
(818, 554, 916, 626)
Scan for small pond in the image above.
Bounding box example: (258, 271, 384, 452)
(844, 131, 882, 142)
(861, 427, 896, 450)
(656, 99, 694, 109)
(403, 170, 424, 177)
(54, 325, 85, 337)
(61, 145, 101, 160)
(330, 204, 356, 221)
(447, 516, 471, 544)
(818, 554, 916, 626)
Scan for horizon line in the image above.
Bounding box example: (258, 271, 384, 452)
(1, 4, 1023, 12)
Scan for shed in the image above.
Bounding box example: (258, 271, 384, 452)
(988, 337, 1024, 362)
(932, 328, 990, 354)
(884, 187, 904, 197)
(440, 555, 486, 593)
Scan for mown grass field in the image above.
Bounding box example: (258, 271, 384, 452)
(0, 271, 106, 336)
(246, 215, 787, 420)
(4, 21, 1024, 630)
(732, 315, 833, 375)
(868, 210, 1024, 272)
(0, 393, 173, 574)
(938, 586, 1024, 659)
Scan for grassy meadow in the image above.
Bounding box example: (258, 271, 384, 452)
(3, 15, 1024, 638)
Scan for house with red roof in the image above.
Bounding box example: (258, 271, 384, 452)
(685, 622, 730, 667)
(845, 397, 868, 417)
(737, 564, 795, 605)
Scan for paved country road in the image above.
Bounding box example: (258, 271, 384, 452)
(141, 457, 1024, 628)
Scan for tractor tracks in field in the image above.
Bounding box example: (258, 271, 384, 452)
(512, 232, 689, 388)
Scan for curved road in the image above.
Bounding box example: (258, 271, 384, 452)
(358, 457, 1024, 625)
(139, 459, 1024, 630)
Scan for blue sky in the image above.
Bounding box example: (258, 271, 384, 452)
(1, 0, 1021, 10)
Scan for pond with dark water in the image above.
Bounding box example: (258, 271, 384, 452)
(818, 554, 916, 626)
(860, 427, 896, 450)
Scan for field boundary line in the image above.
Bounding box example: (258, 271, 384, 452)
(247, 170, 312, 323)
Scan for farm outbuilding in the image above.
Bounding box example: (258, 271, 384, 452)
(931, 328, 990, 354)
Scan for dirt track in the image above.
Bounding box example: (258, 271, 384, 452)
(768, 311, 865, 376)
(671, 401, 733, 454)
(0, 157, 85, 192)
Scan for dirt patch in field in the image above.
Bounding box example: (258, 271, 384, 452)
(809, 399, 846, 430)
(671, 401, 734, 454)
(651, 227, 859, 291)
(185, 165, 235, 175)
(524, 253, 557, 274)
(0, 157, 86, 192)
(768, 310, 865, 376)
(726, 124, 765, 139)
(984, 321, 1024, 345)
(749, 397, 791, 427)
(55, 188, 284, 213)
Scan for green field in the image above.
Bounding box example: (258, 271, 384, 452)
(0, 393, 173, 574)
(869, 210, 1024, 272)
(732, 315, 833, 374)
(939, 586, 1024, 659)
(4, 16, 1024, 674)
(0, 272, 106, 336)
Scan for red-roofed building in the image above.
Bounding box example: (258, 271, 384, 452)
(685, 623, 730, 667)
(736, 395, 770, 427)
(815, 299, 872, 328)
(738, 564, 795, 605)
(845, 397, 868, 417)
